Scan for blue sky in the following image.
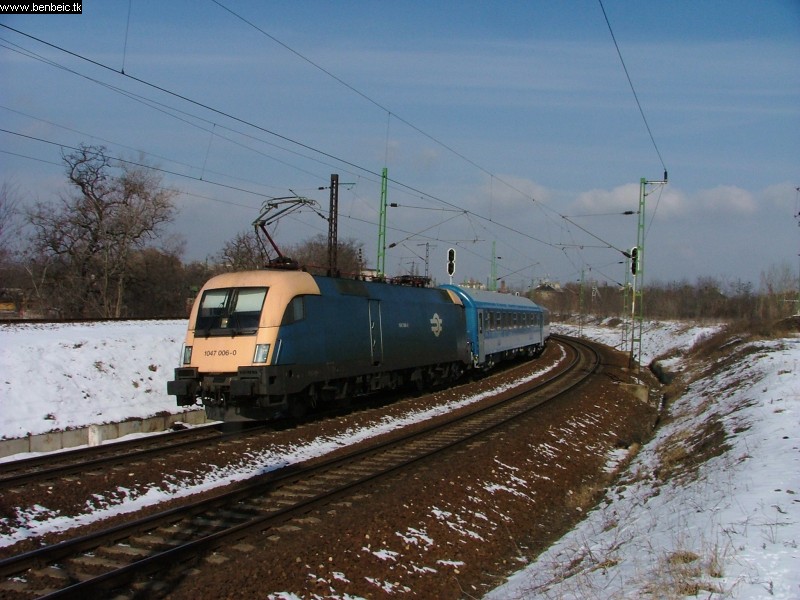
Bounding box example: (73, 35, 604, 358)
(1, 1, 799, 290)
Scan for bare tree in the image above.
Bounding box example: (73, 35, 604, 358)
(217, 230, 264, 271)
(287, 234, 363, 276)
(0, 182, 20, 267)
(25, 144, 178, 317)
(760, 262, 797, 320)
(216, 230, 364, 277)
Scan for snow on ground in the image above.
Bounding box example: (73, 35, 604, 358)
(487, 319, 800, 599)
(1, 318, 798, 599)
(0, 320, 190, 440)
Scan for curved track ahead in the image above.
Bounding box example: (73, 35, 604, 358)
(0, 336, 599, 599)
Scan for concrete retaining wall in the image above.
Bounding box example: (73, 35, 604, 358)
(0, 409, 211, 459)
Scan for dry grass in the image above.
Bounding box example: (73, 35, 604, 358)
(642, 544, 728, 599)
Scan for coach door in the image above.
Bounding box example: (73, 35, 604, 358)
(477, 309, 486, 364)
(368, 299, 383, 365)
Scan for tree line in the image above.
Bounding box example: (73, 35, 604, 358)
(1, 144, 797, 322)
(531, 270, 798, 325)
(0, 145, 363, 318)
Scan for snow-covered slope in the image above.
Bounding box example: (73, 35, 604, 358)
(487, 321, 800, 599)
(0, 320, 188, 440)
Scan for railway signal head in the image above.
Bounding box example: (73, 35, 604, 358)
(447, 248, 456, 276)
(630, 247, 639, 276)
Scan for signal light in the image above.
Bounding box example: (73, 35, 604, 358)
(447, 248, 456, 276)
(630, 247, 639, 276)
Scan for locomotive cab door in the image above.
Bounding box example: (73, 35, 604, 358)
(368, 299, 383, 366)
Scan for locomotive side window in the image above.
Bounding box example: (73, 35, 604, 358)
(195, 287, 268, 334)
(281, 296, 306, 325)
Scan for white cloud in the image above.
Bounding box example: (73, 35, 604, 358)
(573, 183, 640, 214)
(695, 185, 757, 215)
(761, 181, 799, 211)
(482, 174, 552, 208)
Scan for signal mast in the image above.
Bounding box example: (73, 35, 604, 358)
(629, 171, 668, 370)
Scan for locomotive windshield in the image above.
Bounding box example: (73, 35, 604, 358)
(194, 286, 268, 336)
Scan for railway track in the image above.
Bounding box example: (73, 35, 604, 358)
(0, 404, 368, 491)
(0, 336, 599, 599)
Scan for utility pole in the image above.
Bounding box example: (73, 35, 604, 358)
(578, 268, 585, 337)
(376, 167, 388, 279)
(490, 241, 498, 291)
(327, 174, 339, 277)
(630, 172, 668, 370)
(416, 242, 435, 279)
(795, 187, 800, 316)
(621, 262, 631, 351)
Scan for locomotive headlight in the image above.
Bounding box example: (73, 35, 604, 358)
(253, 343, 270, 364)
(181, 345, 193, 365)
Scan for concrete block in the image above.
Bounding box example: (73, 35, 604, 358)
(0, 408, 210, 460)
(0, 436, 30, 457)
(61, 428, 88, 450)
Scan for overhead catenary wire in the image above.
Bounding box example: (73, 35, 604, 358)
(0, 23, 564, 258)
(0, 24, 373, 183)
(0, 147, 260, 213)
(209, 0, 538, 205)
(121, 0, 133, 74)
(0, 38, 347, 186)
(1, 128, 284, 204)
(597, 0, 668, 175)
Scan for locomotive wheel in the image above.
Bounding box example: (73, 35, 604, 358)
(411, 369, 428, 395)
(288, 395, 310, 420)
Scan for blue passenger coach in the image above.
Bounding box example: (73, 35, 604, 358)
(439, 285, 550, 369)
